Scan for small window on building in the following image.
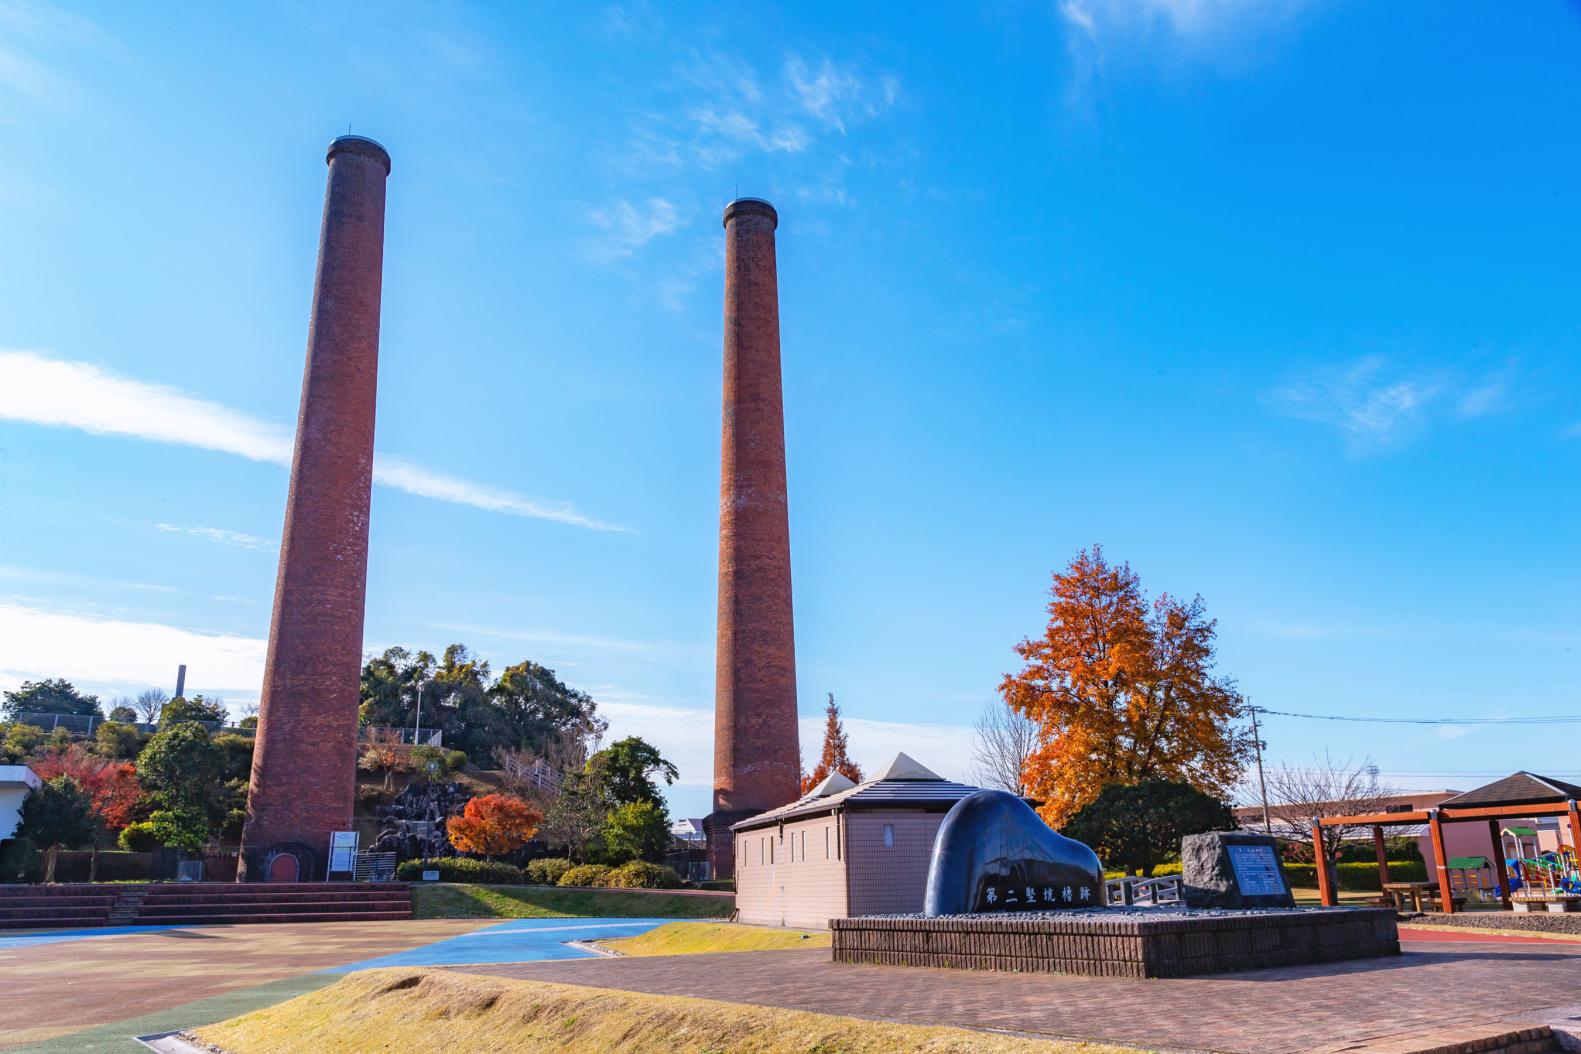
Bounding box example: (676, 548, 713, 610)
(824, 825, 830, 858)
(760, 838, 765, 865)
(801, 831, 806, 860)
(883, 823, 894, 848)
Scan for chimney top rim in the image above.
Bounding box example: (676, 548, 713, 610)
(327, 135, 392, 175)
(723, 197, 777, 229)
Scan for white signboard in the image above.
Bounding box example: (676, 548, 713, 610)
(328, 831, 359, 876)
(1227, 843, 1286, 896)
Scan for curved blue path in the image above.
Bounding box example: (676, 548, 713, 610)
(327, 916, 670, 972)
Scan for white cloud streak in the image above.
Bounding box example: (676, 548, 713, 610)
(155, 523, 274, 550)
(0, 350, 626, 532)
(0, 600, 266, 701)
(1267, 356, 1442, 454)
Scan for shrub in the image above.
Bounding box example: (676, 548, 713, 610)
(1284, 859, 1425, 891)
(526, 857, 573, 886)
(395, 857, 525, 884)
(409, 745, 445, 783)
(698, 879, 735, 892)
(605, 860, 683, 889)
(558, 863, 614, 887)
(444, 749, 468, 772)
(118, 821, 159, 852)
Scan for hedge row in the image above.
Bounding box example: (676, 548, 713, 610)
(1102, 859, 1425, 891)
(557, 860, 683, 889)
(395, 858, 524, 884)
(394, 856, 686, 889)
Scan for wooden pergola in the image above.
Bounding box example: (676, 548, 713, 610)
(1311, 773, 1581, 914)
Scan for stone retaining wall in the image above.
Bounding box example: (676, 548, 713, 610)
(831, 908, 1399, 978)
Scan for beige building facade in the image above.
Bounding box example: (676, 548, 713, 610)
(733, 754, 981, 929)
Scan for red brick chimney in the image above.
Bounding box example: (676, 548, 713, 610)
(239, 135, 390, 882)
(705, 198, 802, 880)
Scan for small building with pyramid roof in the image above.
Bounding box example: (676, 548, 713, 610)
(730, 752, 985, 928)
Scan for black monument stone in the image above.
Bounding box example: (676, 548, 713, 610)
(923, 789, 1105, 915)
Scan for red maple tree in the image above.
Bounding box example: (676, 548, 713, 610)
(801, 693, 864, 794)
(29, 745, 141, 830)
(446, 793, 543, 860)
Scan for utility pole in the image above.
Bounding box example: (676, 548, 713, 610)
(1250, 703, 1272, 835)
(412, 681, 423, 745)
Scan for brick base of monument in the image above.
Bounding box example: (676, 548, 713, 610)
(830, 907, 1400, 978)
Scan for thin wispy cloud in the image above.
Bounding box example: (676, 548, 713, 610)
(155, 523, 274, 550)
(586, 196, 682, 261)
(0, 565, 175, 594)
(0, 350, 626, 531)
(785, 55, 898, 134)
(431, 620, 698, 662)
(1268, 356, 1442, 454)
(1268, 356, 1519, 455)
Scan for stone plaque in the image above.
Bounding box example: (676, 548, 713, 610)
(1228, 843, 1285, 896)
(1182, 831, 1294, 909)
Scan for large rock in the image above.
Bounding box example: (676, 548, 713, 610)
(924, 790, 1105, 915)
(1182, 831, 1295, 908)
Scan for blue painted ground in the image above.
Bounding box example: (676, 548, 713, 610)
(326, 916, 670, 972)
(0, 925, 182, 949)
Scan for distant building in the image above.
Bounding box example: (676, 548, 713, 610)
(0, 765, 40, 843)
(1236, 773, 1580, 877)
(732, 753, 981, 929)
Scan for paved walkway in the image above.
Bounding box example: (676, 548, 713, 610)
(461, 937, 1581, 1054)
(0, 917, 665, 1051)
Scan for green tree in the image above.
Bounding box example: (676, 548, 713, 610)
(0, 722, 45, 764)
(2, 678, 102, 719)
(93, 721, 145, 761)
(601, 800, 671, 864)
(18, 776, 98, 882)
(541, 770, 610, 863)
(136, 723, 225, 832)
(148, 805, 210, 853)
(107, 701, 138, 723)
(159, 695, 227, 726)
(587, 737, 678, 808)
(1062, 779, 1236, 877)
(489, 661, 607, 757)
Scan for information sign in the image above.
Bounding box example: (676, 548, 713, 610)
(1227, 843, 1286, 896)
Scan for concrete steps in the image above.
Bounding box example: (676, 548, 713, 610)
(0, 881, 412, 929)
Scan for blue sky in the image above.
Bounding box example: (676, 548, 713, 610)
(2, 1, 1579, 819)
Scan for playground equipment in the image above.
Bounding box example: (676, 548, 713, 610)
(1442, 856, 1496, 904)
(1502, 826, 1581, 911)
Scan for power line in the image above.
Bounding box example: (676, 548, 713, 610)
(1254, 676, 1581, 700)
(1254, 707, 1581, 726)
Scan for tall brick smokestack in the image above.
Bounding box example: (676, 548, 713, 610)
(240, 135, 390, 882)
(705, 198, 801, 880)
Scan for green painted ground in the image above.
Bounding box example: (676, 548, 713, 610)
(9, 973, 341, 1054)
(411, 883, 735, 920)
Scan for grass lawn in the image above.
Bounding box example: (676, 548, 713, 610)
(192, 967, 1145, 1054)
(410, 883, 735, 920)
(599, 921, 829, 957)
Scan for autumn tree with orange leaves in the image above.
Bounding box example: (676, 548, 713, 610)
(447, 793, 543, 860)
(1000, 546, 1253, 829)
(801, 693, 865, 794)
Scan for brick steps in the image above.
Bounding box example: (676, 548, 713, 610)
(132, 910, 413, 926)
(0, 881, 411, 929)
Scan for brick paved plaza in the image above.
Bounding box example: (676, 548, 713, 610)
(462, 933, 1581, 1053)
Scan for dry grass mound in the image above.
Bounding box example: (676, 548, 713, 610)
(191, 967, 1139, 1054)
(600, 921, 830, 957)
